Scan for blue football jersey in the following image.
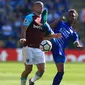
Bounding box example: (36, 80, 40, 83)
(51, 21, 79, 56)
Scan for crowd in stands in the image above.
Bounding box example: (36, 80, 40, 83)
(80, 8, 85, 30)
(0, 0, 70, 48)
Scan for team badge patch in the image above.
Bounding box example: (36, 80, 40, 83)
(26, 59, 29, 62)
(24, 19, 28, 23)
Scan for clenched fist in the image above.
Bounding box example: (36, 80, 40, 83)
(19, 38, 26, 44)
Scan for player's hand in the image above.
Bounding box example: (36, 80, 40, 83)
(54, 33, 62, 38)
(19, 38, 26, 44)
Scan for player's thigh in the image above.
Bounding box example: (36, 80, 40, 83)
(34, 48, 45, 64)
(36, 63, 45, 72)
(55, 63, 64, 72)
(22, 46, 33, 65)
(53, 54, 65, 63)
(24, 64, 33, 72)
(34, 48, 46, 72)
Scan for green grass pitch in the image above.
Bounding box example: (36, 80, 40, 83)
(0, 62, 85, 85)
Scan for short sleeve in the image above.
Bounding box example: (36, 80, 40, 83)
(43, 22, 54, 36)
(72, 32, 79, 44)
(23, 14, 33, 26)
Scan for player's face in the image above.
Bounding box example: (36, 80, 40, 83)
(67, 11, 77, 24)
(33, 4, 44, 15)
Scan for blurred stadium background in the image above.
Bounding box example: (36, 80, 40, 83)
(0, 0, 85, 85)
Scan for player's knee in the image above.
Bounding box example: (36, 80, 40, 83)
(57, 68, 64, 77)
(26, 69, 32, 74)
(25, 67, 32, 74)
(57, 67, 64, 72)
(58, 69, 64, 73)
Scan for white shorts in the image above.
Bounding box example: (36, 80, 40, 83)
(22, 46, 45, 65)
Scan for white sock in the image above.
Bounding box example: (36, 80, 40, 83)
(31, 73, 40, 82)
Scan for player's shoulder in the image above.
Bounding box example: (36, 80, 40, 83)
(23, 13, 34, 26)
(25, 13, 34, 19)
(57, 20, 65, 25)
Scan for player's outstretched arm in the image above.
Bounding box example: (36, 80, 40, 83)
(73, 32, 85, 49)
(43, 22, 62, 40)
(44, 33, 62, 40)
(50, 16, 66, 29)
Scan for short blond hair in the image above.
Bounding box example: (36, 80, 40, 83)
(33, 1, 44, 7)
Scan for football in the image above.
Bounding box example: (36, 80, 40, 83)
(40, 40, 52, 52)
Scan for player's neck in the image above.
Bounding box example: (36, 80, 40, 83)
(34, 12, 41, 17)
(67, 21, 73, 27)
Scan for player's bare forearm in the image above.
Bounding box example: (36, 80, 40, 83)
(43, 35, 52, 40)
(21, 26, 27, 39)
(43, 33, 62, 40)
(50, 20, 60, 29)
(50, 16, 65, 29)
(20, 26, 27, 44)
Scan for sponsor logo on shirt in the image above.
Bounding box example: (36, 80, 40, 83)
(33, 24, 42, 30)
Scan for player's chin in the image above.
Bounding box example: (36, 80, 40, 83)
(71, 19, 76, 24)
(37, 11, 42, 14)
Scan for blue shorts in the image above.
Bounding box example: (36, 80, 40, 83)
(51, 47, 65, 63)
(51, 39, 66, 63)
(52, 53, 65, 63)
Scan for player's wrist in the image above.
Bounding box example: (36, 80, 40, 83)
(52, 33, 62, 38)
(20, 38, 26, 42)
(51, 34, 56, 38)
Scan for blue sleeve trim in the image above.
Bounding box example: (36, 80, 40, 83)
(23, 14, 33, 26)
